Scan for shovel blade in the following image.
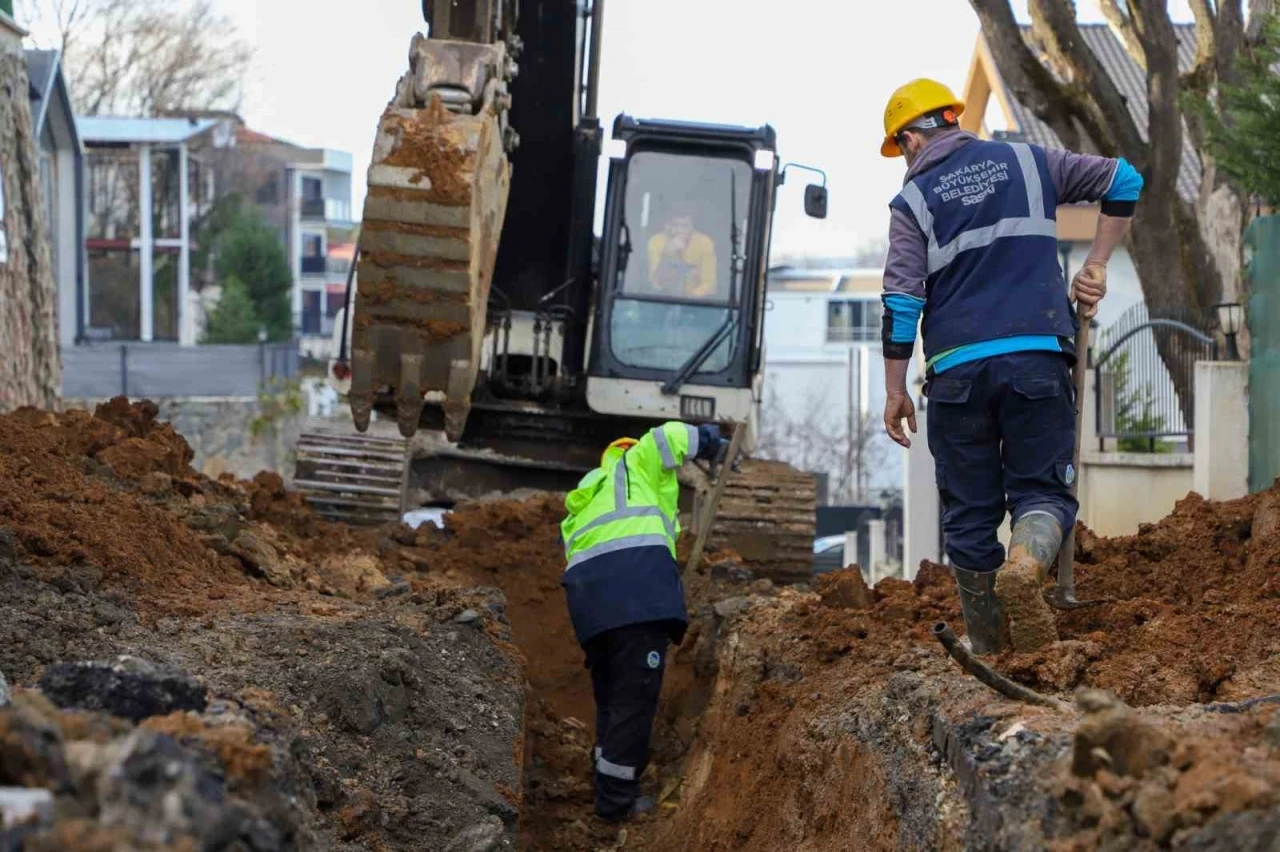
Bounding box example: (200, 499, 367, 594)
(1043, 587, 1110, 610)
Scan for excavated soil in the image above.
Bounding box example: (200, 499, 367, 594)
(0, 399, 525, 851)
(4, 398, 1280, 851)
(1003, 489, 1280, 706)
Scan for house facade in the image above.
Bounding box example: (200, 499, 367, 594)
(27, 49, 84, 348)
(195, 122, 355, 355)
(72, 114, 354, 351)
(759, 267, 916, 503)
(77, 116, 217, 345)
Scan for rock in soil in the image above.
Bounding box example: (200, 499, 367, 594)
(39, 657, 208, 722)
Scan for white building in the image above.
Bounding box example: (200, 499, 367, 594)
(759, 267, 919, 503)
(77, 116, 217, 346)
(26, 49, 83, 348)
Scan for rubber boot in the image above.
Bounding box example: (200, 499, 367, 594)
(994, 511, 1063, 652)
(952, 566, 1003, 655)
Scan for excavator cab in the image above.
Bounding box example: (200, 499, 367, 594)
(296, 0, 827, 578)
(587, 116, 825, 450)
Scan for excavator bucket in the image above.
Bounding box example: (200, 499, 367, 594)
(350, 35, 513, 440)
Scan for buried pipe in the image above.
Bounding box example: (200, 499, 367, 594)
(932, 622, 1070, 712)
(1205, 693, 1280, 714)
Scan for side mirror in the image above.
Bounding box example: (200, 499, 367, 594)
(804, 184, 828, 219)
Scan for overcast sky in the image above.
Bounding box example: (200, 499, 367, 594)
(32, 0, 1194, 258)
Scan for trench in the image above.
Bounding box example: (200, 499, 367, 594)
(452, 489, 1280, 852)
(442, 495, 969, 851)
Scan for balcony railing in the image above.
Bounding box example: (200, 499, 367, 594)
(300, 255, 326, 275)
(825, 326, 880, 344)
(326, 257, 351, 276)
(301, 198, 326, 219)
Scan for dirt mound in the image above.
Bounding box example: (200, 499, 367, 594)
(0, 400, 406, 617)
(1002, 488, 1280, 705)
(0, 400, 529, 851)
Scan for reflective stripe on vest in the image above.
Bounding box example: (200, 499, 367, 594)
(566, 532, 671, 570)
(652, 422, 698, 470)
(615, 455, 629, 508)
(900, 142, 1055, 276)
(563, 505, 676, 557)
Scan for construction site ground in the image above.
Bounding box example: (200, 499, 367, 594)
(2, 399, 1279, 851)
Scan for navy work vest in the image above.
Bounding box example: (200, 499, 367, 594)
(889, 139, 1076, 360)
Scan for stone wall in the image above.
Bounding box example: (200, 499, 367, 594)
(0, 40, 61, 411)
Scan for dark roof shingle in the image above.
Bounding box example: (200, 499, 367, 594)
(996, 24, 1201, 201)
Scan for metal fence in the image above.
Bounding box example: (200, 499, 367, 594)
(1093, 303, 1217, 451)
(62, 341, 299, 399)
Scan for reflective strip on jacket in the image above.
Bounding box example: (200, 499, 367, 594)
(560, 421, 698, 645)
(888, 138, 1076, 360)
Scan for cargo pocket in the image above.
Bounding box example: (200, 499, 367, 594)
(1010, 376, 1061, 401)
(924, 377, 972, 405)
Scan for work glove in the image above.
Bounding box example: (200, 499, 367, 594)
(695, 424, 724, 461)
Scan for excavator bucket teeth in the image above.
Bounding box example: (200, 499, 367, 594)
(351, 35, 512, 440)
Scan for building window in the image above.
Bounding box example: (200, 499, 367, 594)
(301, 233, 325, 274)
(301, 289, 323, 336)
(826, 299, 883, 343)
(301, 176, 323, 201)
(256, 174, 279, 204)
(301, 176, 325, 219)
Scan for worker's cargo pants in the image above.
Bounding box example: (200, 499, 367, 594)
(924, 351, 1078, 572)
(583, 621, 670, 821)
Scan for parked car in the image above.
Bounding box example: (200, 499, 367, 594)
(812, 534, 847, 576)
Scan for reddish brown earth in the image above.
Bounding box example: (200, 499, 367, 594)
(1004, 489, 1280, 706)
(3, 398, 1279, 851)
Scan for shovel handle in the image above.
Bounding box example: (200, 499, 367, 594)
(684, 421, 744, 582)
(1056, 317, 1090, 595)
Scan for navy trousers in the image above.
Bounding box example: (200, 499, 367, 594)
(925, 351, 1078, 572)
(583, 622, 670, 821)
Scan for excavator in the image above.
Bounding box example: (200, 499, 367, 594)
(294, 0, 827, 579)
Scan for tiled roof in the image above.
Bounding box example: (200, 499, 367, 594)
(995, 23, 1201, 202)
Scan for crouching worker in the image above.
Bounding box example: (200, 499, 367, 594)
(561, 421, 727, 822)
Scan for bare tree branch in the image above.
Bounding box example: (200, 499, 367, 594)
(62, 0, 252, 117)
(1128, 1, 1185, 192)
(1029, 0, 1148, 160)
(1098, 0, 1147, 69)
(968, 0, 1088, 150)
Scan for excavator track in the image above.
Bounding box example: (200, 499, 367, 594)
(293, 428, 410, 526)
(293, 428, 818, 585)
(709, 459, 817, 584)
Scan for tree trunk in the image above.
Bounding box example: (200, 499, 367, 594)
(0, 47, 61, 411)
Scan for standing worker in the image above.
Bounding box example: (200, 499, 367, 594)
(561, 421, 728, 822)
(877, 79, 1143, 654)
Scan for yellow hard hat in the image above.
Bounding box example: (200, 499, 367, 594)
(602, 437, 638, 465)
(881, 78, 965, 158)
